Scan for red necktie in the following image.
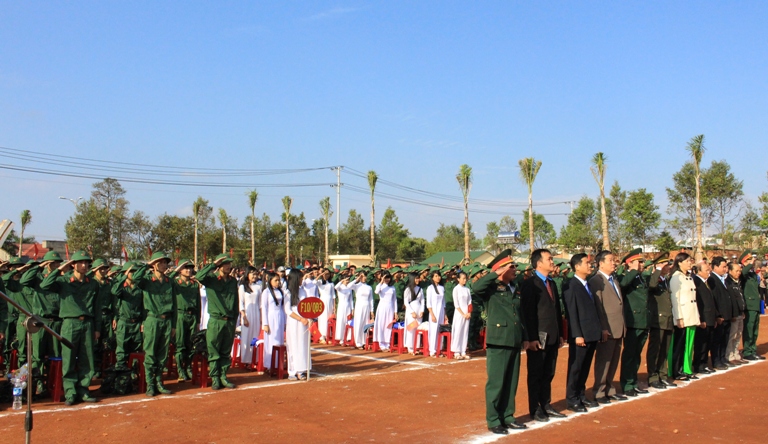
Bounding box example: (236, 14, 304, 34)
(545, 280, 554, 301)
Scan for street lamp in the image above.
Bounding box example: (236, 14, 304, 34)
(59, 196, 83, 208)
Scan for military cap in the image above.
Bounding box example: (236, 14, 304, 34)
(621, 248, 643, 264)
(176, 258, 195, 269)
(214, 253, 233, 265)
(653, 251, 670, 265)
(92, 258, 110, 270)
(488, 249, 515, 272)
(108, 265, 121, 275)
(42, 251, 63, 262)
(148, 251, 172, 265)
(559, 263, 570, 272)
(121, 261, 136, 272)
(643, 259, 654, 268)
(70, 250, 92, 262)
(739, 250, 752, 265)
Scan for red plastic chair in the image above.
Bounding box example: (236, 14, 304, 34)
(365, 329, 380, 351)
(191, 353, 212, 388)
(47, 357, 64, 403)
(231, 337, 245, 369)
(438, 331, 453, 359)
(128, 352, 146, 393)
(270, 345, 287, 379)
(342, 323, 355, 347)
(414, 330, 429, 356)
(326, 318, 336, 343)
(390, 328, 404, 354)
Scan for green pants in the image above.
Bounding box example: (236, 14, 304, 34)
(485, 345, 522, 428)
(61, 318, 95, 401)
(116, 320, 143, 367)
(742, 310, 760, 357)
(620, 328, 649, 391)
(49, 319, 63, 358)
(175, 312, 198, 372)
(142, 316, 172, 385)
(206, 317, 236, 378)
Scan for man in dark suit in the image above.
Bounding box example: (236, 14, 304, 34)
(708, 256, 732, 370)
(521, 249, 565, 422)
(563, 253, 602, 412)
(589, 250, 627, 404)
(692, 260, 717, 374)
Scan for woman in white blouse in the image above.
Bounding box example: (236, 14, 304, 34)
(238, 266, 262, 365)
(669, 252, 702, 380)
(349, 271, 374, 349)
(334, 276, 354, 344)
(285, 271, 312, 380)
(403, 273, 424, 355)
(451, 271, 472, 360)
(426, 271, 447, 357)
(315, 268, 336, 344)
(261, 272, 286, 372)
(373, 271, 398, 352)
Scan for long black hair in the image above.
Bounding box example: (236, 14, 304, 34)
(265, 271, 282, 306)
(669, 252, 691, 278)
(430, 270, 442, 293)
(241, 266, 257, 293)
(405, 272, 420, 302)
(287, 270, 303, 307)
(379, 270, 392, 286)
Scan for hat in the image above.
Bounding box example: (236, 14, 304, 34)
(559, 263, 570, 272)
(739, 250, 752, 265)
(70, 250, 92, 262)
(643, 259, 653, 268)
(148, 252, 172, 265)
(92, 258, 109, 270)
(488, 249, 515, 272)
(621, 248, 643, 264)
(176, 259, 194, 269)
(277, 266, 285, 272)
(42, 251, 63, 262)
(214, 253, 233, 265)
(652, 252, 669, 266)
(108, 265, 121, 275)
(121, 261, 137, 272)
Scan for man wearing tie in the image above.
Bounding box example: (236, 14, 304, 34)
(563, 253, 601, 412)
(692, 260, 717, 373)
(618, 248, 650, 397)
(589, 251, 627, 404)
(707, 256, 732, 370)
(521, 249, 565, 422)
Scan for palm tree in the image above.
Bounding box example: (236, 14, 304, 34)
(282, 196, 293, 266)
(218, 208, 229, 254)
(319, 197, 332, 266)
(687, 134, 706, 261)
(247, 189, 259, 264)
(192, 196, 206, 265)
(456, 164, 473, 264)
(368, 170, 378, 265)
(518, 157, 543, 252)
(590, 152, 610, 251)
(19, 209, 32, 258)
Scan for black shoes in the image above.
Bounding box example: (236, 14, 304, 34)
(568, 403, 587, 412)
(582, 399, 599, 408)
(506, 422, 527, 430)
(488, 425, 508, 435)
(533, 408, 549, 422)
(625, 389, 638, 397)
(636, 388, 649, 394)
(649, 381, 666, 389)
(758, 355, 766, 360)
(609, 394, 627, 401)
(743, 355, 759, 361)
(663, 380, 677, 387)
(715, 364, 728, 371)
(544, 406, 566, 418)
(596, 397, 611, 405)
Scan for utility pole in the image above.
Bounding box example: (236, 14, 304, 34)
(333, 166, 343, 254)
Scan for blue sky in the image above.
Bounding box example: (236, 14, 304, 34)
(1, 1, 766, 242)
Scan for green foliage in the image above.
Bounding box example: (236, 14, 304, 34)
(559, 197, 600, 253)
(65, 178, 130, 258)
(520, 210, 556, 251)
(621, 188, 660, 247)
(653, 230, 678, 252)
(376, 207, 410, 261)
(707, 160, 744, 250)
(397, 237, 428, 262)
(338, 209, 369, 255)
(484, 215, 517, 255)
(2, 229, 34, 256)
(426, 223, 480, 257)
(666, 162, 714, 241)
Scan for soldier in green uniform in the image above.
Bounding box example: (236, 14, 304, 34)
(646, 253, 675, 388)
(19, 252, 64, 394)
(472, 250, 528, 434)
(110, 261, 145, 370)
(131, 253, 177, 396)
(91, 259, 113, 376)
(0, 261, 8, 358)
(618, 248, 650, 396)
(2, 258, 25, 360)
(195, 253, 238, 390)
(40, 251, 102, 405)
(2, 258, 36, 370)
(169, 259, 200, 381)
(739, 252, 765, 360)
(444, 268, 457, 324)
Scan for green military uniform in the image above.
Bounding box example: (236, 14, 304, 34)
(40, 251, 103, 404)
(741, 259, 762, 359)
(618, 252, 650, 393)
(91, 259, 115, 374)
(2, 266, 35, 368)
(444, 277, 457, 324)
(0, 276, 8, 357)
(196, 254, 239, 389)
(132, 253, 177, 396)
(646, 254, 673, 386)
(169, 259, 200, 380)
(110, 262, 145, 369)
(472, 250, 526, 432)
(467, 266, 486, 350)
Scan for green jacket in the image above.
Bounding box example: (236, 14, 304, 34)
(94, 277, 114, 318)
(647, 269, 673, 331)
(19, 266, 61, 317)
(111, 275, 145, 322)
(620, 269, 650, 329)
(0, 278, 7, 334)
(741, 264, 761, 312)
(172, 275, 201, 314)
(3, 271, 34, 316)
(40, 269, 103, 329)
(471, 271, 525, 348)
(132, 266, 176, 328)
(196, 263, 238, 319)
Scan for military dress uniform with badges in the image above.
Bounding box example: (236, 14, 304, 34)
(645, 253, 675, 388)
(618, 249, 650, 395)
(110, 261, 146, 369)
(472, 250, 527, 434)
(739, 251, 765, 360)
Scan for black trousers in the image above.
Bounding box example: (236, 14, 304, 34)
(712, 320, 730, 367)
(566, 340, 597, 405)
(693, 325, 714, 372)
(526, 345, 558, 415)
(646, 328, 672, 383)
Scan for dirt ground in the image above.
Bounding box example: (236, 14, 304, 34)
(1, 318, 767, 444)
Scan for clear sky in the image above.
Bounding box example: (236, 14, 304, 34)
(2, 1, 766, 242)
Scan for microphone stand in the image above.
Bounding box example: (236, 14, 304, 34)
(1, 289, 73, 444)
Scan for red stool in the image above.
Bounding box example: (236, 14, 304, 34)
(101, 349, 116, 372)
(365, 329, 380, 351)
(251, 342, 265, 373)
(128, 352, 146, 393)
(191, 353, 212, 388)
(390, 328, 405, 354)
(342, 323, 355, 347)
(414, 330, 429, 356)
(47, 357, 64, 403)
(10, 349, 18, 371)
(231, 337, 244, 369)
(270, 345, 287, 379)
(438, 331, 453, 359)
(327, 317, 336, 343)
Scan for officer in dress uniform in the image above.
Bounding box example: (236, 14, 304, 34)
(618, 248, 650, 397)
(646, 253, 675, 389)
(739, 251, 765, 360)
(472, 250, 528, 435)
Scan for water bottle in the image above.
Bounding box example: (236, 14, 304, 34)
(12, 381, 23, 410)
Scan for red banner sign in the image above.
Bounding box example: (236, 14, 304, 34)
(297, 297, 325, 319)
